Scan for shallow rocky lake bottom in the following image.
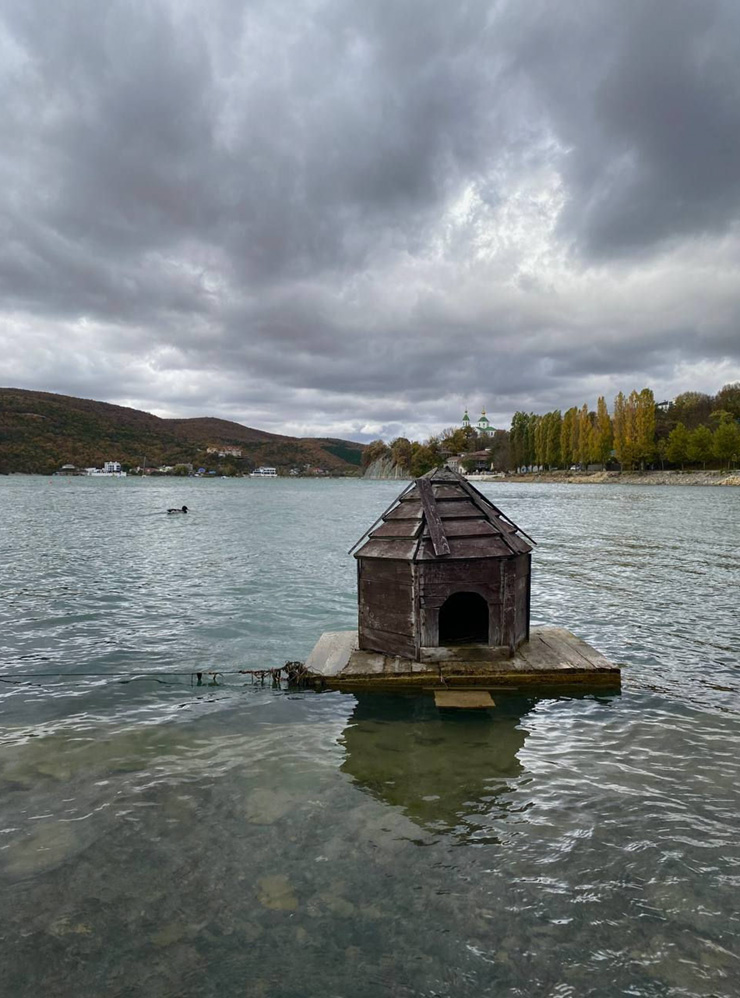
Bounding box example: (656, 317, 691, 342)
(1, 477, 738, 997)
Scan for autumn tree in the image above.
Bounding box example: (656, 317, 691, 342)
(713, 419, 740, 468)
(560, 407, 577, 467)
(714, 382, 740, 420)
(570, 406, 581, 466)
(389, 437, 412, 471)
(546, 411, 562, 468)
(613, 388, 654, 469)
(686, 425, 713, 468)
(427, 435, 444, 467)
(489, 429, 511, 472)
(361, 440, 391, 470)
(510, 412, 534, 469)
(409, 442, 439, 477)
(665, 423, 690, 469)
(612, 392, 635, 469)
(577, 404, 594, 466)
(594, 396, 613, 465)
(533, 415, 546, 467)
(671, 392, 714, 430)
(439, 427, 469, 454)
(634, 388, 656, 469)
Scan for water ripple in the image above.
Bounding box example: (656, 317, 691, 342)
(0, 478, 739, 996)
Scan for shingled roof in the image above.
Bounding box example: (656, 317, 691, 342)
(353, 467, 535, 561)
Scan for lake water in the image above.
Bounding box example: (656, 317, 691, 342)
(1, 476, 738, 997)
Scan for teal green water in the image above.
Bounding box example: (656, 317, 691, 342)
(0, 477, 738, 996)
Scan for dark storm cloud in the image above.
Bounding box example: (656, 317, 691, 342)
(508, 0, 740, 255)
(1, 0, 739, 440)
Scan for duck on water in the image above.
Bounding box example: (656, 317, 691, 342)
(167, 505, 188, 514)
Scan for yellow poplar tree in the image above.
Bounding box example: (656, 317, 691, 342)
(533, 415, 546, 467)
(613, 391, 637, 469)
(570, 407, 581, 466)
(577, 403, 593, 465)
(561, 407, 577, 467)
(546, 410, 562, 467)
(634, 388, 656, 469)
(595, 396, 613, 465)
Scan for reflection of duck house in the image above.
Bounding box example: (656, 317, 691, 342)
(354, 467, 532, 662)
(340, 693, 531, 840)
(305, 468, 620, 690)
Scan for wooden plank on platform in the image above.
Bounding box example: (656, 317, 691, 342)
(540, 630, 595, 670)
(434, 690, 495, 709)
(515, 634, 567, 671)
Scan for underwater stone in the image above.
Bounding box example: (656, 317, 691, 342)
(4, 822, 80, 877)
(150, 923, 189, 947)
(240, 922, 264, 942)
(47, 917, 93, 938)
(244, 788, 295, 825)
(258, 874, 298, 911)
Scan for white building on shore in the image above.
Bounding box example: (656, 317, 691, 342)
(85, 461, 127, 477)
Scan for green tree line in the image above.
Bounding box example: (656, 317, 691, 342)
(361, 382, 740, 477)
(509, 382, 740, 471)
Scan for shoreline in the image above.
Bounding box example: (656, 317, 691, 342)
(470, 470, 740, 487)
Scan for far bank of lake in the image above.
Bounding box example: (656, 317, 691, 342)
(471, 469, 740, 486)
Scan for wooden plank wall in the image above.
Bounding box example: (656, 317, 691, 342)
(357, 550, 532, 658)
(358, 559, 417, 658)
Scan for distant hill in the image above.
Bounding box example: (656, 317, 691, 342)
(0, 388, 365, 475)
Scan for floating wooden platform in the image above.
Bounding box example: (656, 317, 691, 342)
(433, 690, 495, 709)
(304, 626, 620, 690)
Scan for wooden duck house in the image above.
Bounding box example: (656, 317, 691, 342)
(352, 468, 534, 662)
(304, 467, 620, 691)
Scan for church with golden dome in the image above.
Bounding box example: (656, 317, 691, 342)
(462, 408, 495, 436)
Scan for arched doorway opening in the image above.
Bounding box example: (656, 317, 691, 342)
(438, 592, 489, 646)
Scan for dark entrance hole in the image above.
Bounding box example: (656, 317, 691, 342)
(438, 592, 489, 645)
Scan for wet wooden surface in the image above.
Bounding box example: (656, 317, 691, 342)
(434, 690, 495, 709)
(305, 626, 620, 689)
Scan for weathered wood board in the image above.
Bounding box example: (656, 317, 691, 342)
(305, 626, 620, 690)
(434, 690, 495, 709)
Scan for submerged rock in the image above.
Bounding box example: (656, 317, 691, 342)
(244, 788, 294, 825)
(150, 923, 189, 948)
(47, 916, 93, 938)
(3, 822, 80, 877)
(241, 921, 264, 942)
(257, 874, 298, 911)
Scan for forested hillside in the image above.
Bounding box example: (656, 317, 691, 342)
(0, 389, 364, 475)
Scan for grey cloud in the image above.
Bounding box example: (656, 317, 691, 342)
(1, 0, 739, 439)
(508, 0, 740, 255)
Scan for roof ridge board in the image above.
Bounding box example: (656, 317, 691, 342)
(416, 477, 451, 557)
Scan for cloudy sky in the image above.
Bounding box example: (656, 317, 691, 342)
(1, 0, 739, 442)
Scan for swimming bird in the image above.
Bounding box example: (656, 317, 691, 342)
(167, 505, 188, 514)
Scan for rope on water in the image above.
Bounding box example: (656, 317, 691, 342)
(0, 662, 311, 688)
